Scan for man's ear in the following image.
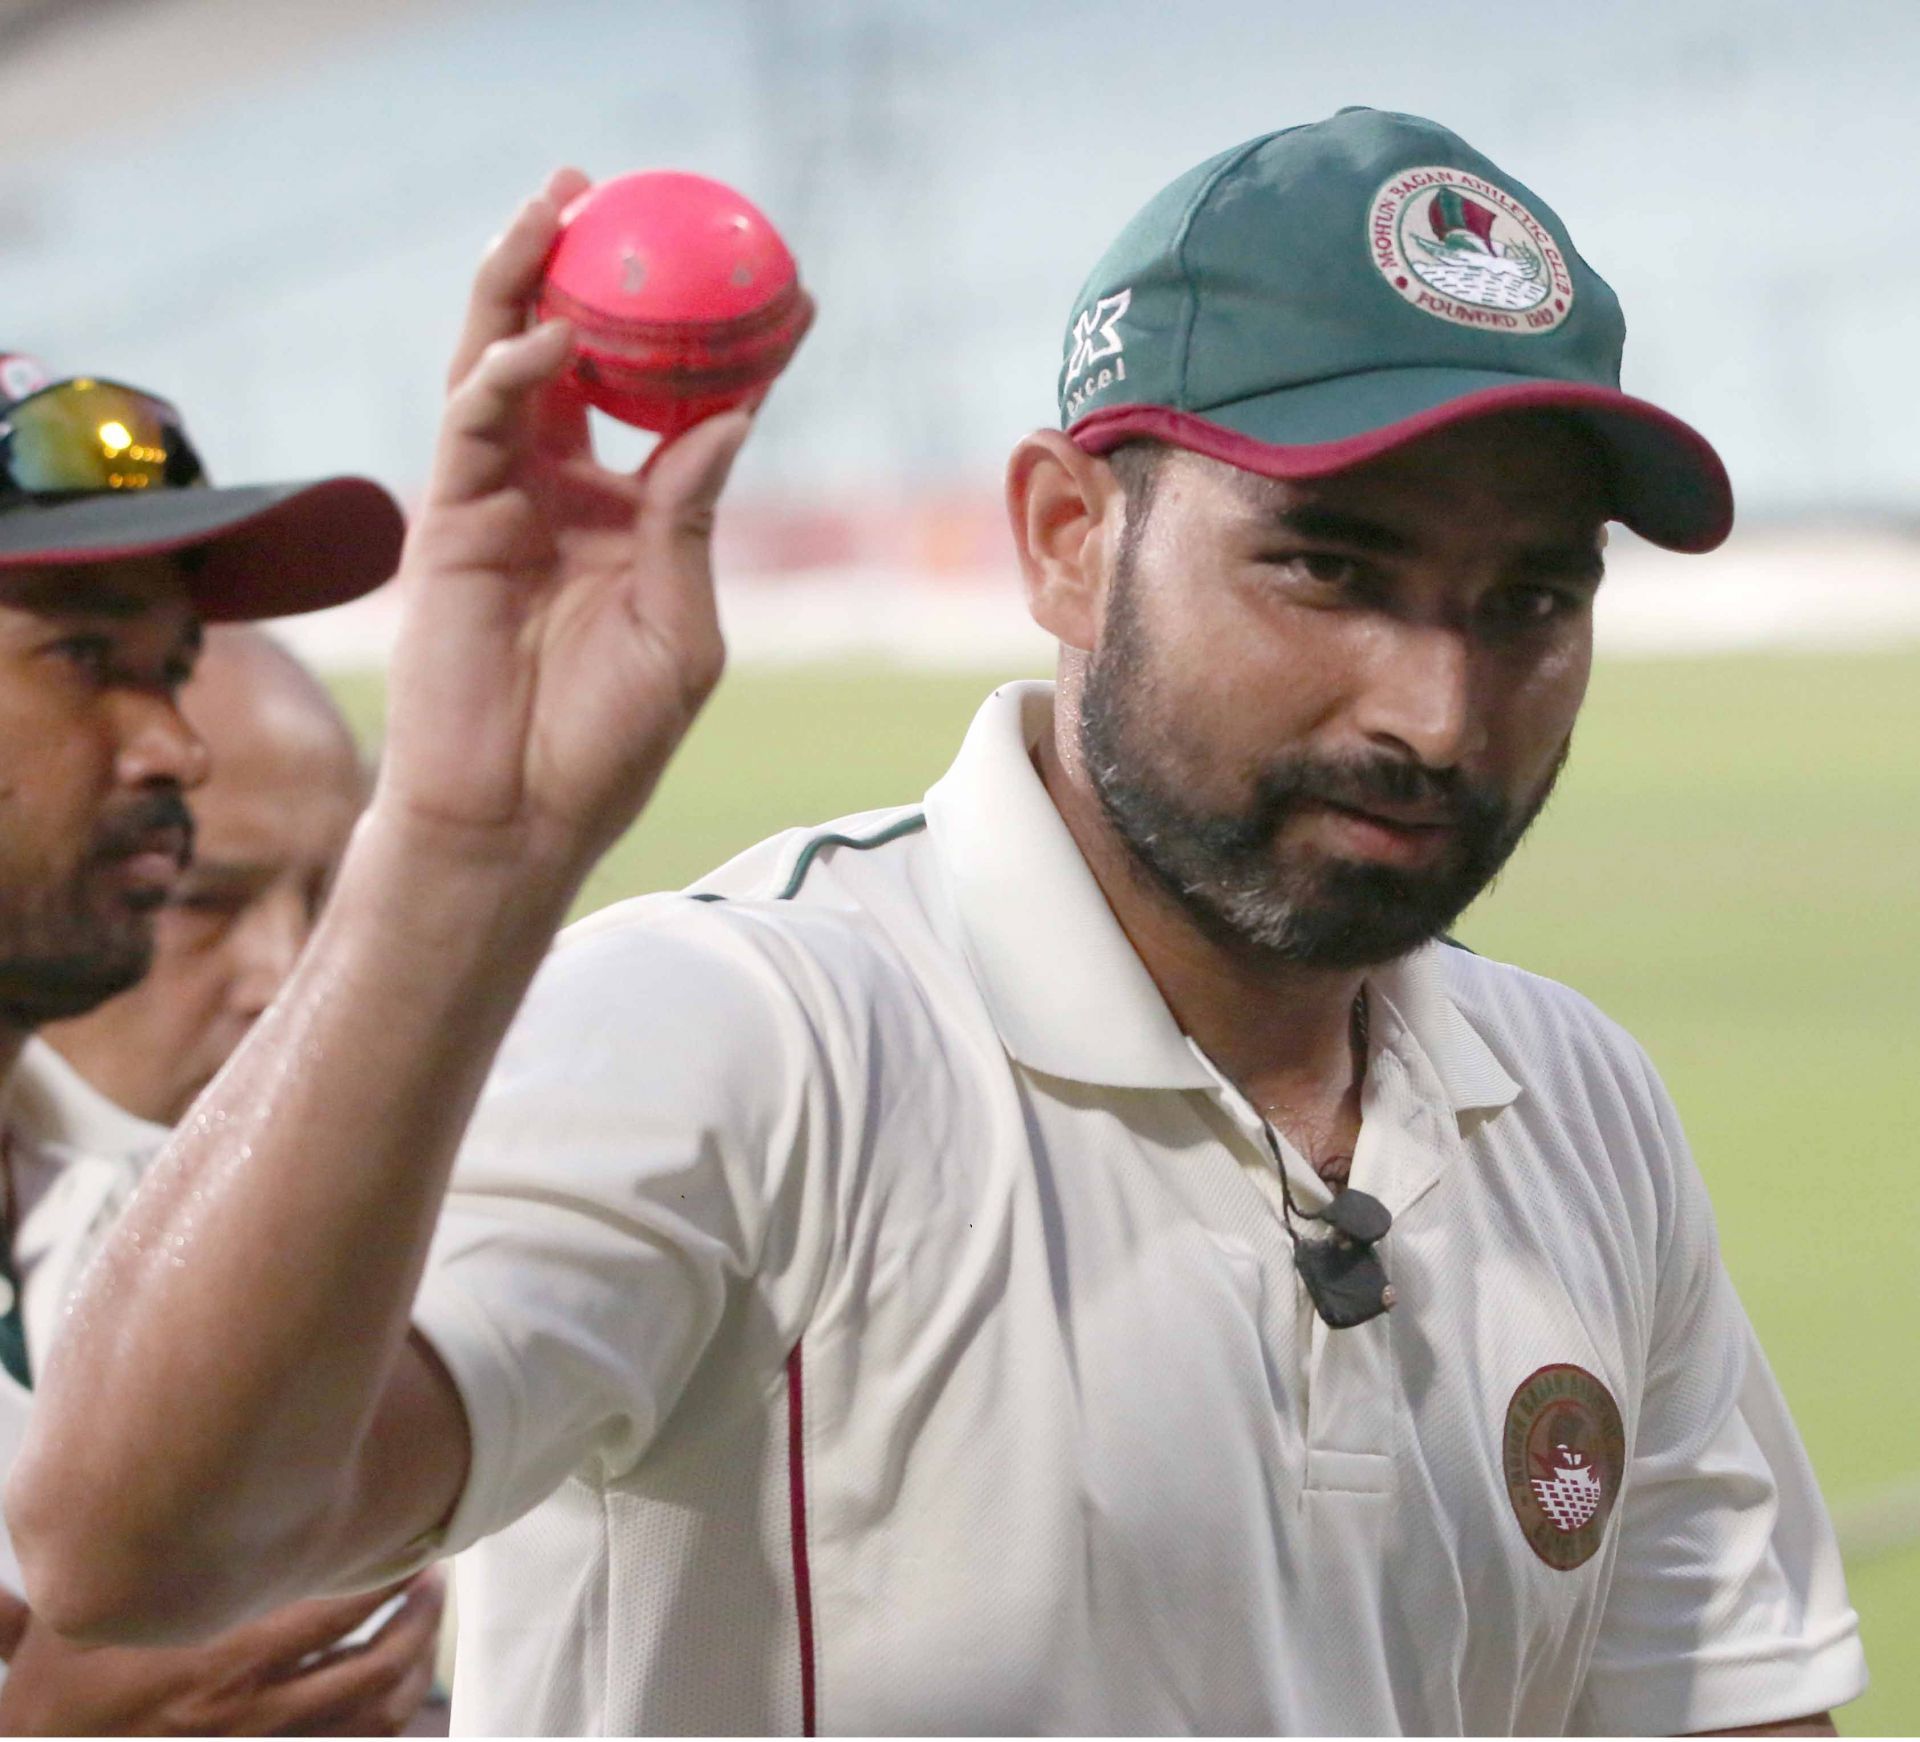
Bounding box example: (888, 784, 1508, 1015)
(1005, 430, 1124, 653)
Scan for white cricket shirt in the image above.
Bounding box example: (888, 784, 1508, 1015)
(1, 1042, 166, 1362)
(412, 681, 1865, 1736)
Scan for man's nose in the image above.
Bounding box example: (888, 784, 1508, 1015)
(113, 692, 211, 792)
(1353, 623, 1481, 771)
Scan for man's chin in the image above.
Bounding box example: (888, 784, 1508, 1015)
(1201, 858, 1486, 970)
(1223, 908, 1449, 970)
(0, 942, 155, 1027)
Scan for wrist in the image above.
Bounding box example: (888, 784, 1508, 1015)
(361, 787, 593, 889)
(334, 801, 584, 962)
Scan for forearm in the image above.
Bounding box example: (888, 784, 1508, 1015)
(8, 166, 752, 1642)
(7, 806, 579, 1639)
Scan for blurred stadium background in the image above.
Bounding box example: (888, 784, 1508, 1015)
(5, 0, 1917, 1730)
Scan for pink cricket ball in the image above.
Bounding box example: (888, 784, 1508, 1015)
(538, 171, 815, 436)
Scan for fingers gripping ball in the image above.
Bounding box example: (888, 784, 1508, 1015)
(538, 171, 815, 436)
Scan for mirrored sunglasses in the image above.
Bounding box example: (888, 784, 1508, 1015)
(0, 376, 205, 501)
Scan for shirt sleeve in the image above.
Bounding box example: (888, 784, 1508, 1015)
(406, 898, 839, 1561)
(1574, 1076, 1867, 1734)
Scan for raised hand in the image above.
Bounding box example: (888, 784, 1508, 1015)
(380, 166, 757, 882)
(7, 174, 772, 1646)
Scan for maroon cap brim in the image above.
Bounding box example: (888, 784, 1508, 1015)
(0, 476, 406, 621)
(1070, 377, 1734, 554)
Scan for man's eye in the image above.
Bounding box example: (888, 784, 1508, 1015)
(1300, 553, 1360, 586)
(1264, 552, 1365, 590)
(1493, 585, 1582, 627)
(167, 891, 239, 917)
(51, 634, 115, 679)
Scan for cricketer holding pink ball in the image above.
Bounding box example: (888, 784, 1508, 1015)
(13, 113, 1861, 1735)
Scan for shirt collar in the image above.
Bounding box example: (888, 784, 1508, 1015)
(2, 1040, 170, 1163)
(924, 680, 1523, 1120)
(925, 681, 1216, 1089)
(1369, 944, 1522, 1121)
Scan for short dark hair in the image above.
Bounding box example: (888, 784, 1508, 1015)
(1105, 439, 1167, 513)
(1105, 439, 1169, 576)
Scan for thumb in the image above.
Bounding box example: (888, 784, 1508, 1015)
(635, 402, 755, 507)
(0, 1584, 30, 1662)
(626, 405, 755, 667)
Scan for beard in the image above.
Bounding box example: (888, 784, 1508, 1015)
(0, 790, 193, 1029)
(1078, 569, 1568, 971)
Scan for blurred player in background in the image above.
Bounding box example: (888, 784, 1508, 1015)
(0, 356, 442, 1732)
(14, 115, 1867, 1735)
(42, 625, 367, 1134)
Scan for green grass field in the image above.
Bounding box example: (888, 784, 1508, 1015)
(335, 647, 1920, 1733)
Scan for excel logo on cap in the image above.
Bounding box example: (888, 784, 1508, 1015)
(1062, 289, 1132, 420)
(1370, 167, 1574, 334)
(1502, 1363, 1626, 1570)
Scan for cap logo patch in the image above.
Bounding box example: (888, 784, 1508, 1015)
(1062, 288, 1131, 418)
(1370, 168, 1573, 334)
(1502, 1363, 1625, 1570)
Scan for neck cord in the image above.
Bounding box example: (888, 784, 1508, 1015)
(1259, 996, 1399, 1328)
(1259, 988, 1368, 1191)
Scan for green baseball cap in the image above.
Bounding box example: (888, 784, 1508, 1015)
(1059, 107, 1732, 552)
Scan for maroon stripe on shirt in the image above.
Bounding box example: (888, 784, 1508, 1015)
(787, 1342, 817, 1735)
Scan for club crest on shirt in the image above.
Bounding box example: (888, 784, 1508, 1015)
(1502, 1362, 1626, 1570)
(1369, 167, 1574, 333)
